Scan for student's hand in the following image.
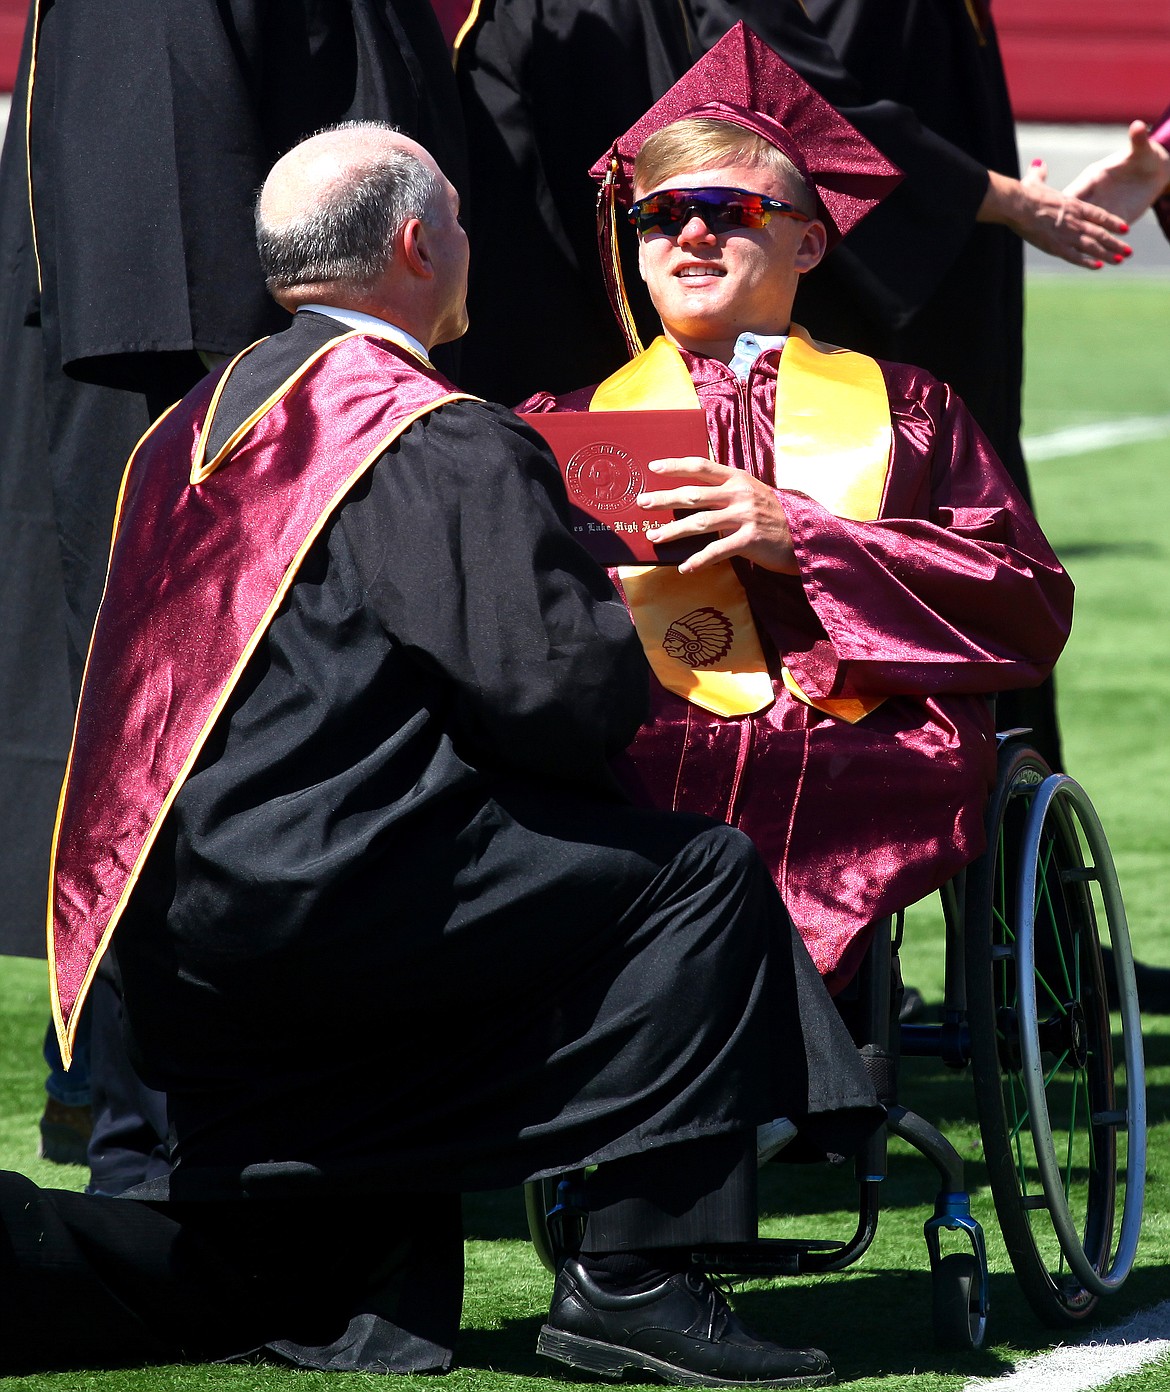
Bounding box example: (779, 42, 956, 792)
(978, 166, 1133, 269)
(1062, 120, 1170, 228)
(637, 457, 798, 575)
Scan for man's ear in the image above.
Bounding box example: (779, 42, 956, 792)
(636, 235, 649, 284)
(401, 218, 433, 278)
(794, 218, 828, 275)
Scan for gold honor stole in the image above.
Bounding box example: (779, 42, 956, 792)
(589, 330, 892, 721)
(48, 332, 470, 1061)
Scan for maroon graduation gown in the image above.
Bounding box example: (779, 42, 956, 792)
(523, 345, 1073, 988)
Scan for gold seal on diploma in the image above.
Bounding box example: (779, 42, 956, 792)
(565, 442, 641, 514)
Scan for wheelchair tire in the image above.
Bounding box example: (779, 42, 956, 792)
(524, 1174, 588, 1274)
(932, 1252, 987, 1351)
(965, 744, 1146, 1328)
(1013, 775, 1146, 1298)
(525, 1179, 560, 1274)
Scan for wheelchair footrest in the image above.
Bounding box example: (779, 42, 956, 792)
(691, 1238, 849, 1277)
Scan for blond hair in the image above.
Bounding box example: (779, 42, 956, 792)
(633, 119, 815, 217)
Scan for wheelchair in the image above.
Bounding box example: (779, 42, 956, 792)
(523, 733, 1147, 1351)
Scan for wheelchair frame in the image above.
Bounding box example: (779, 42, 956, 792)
(524, 734, 1147, 1351)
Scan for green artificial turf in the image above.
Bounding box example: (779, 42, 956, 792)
(1, 272, 1168, 1389)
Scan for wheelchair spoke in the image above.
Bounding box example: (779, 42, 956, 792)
(1064, 1068, 1082, 1199)
(1033, 970, 1069, 1016)
(1043, 1049, 1071, 1090)
(1007, 1072, 1030, 1149)
(1033, 844, 1075, 1002)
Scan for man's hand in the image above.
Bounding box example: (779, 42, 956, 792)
(977, 166, 1132, 269)
(1061, 120, 1170, 228)
(637, 457, 798, 575)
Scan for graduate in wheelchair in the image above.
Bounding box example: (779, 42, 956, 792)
(522, 24, 1146, 1352)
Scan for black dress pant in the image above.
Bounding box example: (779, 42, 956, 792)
(0, 1131, 755, 1375)
(0, 1174, 464, 1375)
(86, 959, 171, 1195)
(582, 1132, 757, 1251)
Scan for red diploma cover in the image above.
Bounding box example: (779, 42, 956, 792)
(519, 408, 710, 564)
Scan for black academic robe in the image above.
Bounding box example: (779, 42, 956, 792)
(112, 312, 877, 1201)
(790, 0, 1058, 765)
(455, 0, 696, 400)
(795, 0, 1025, 489)
(16, 314, 877, 1377)
(0, 17, 127, 956)
(0, 0, 467, 956)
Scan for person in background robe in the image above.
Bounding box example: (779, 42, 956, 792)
(1062, 108, 1170, 237)
(520, 25, 1074, 994)
(455, 0, 1129, 426)
(0, 0, 467, 1190)
(17, 120, 880, 1383)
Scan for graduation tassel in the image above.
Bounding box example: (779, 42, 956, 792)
(596, 155, 644, 360)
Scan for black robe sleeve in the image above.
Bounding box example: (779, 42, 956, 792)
(29, 0, 466, 390)
(340, 399, 650, 796)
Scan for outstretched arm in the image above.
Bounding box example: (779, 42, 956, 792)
(977, 164, 1133, 269)
(1060, 120, 1170, 228)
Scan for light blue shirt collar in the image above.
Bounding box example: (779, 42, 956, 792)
(297, 304, 431, 364)
(728, 331, 788, 381)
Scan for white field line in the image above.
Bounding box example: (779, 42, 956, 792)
(1022, 414, 1170, 462)
(962, 1298, 1170, 1391)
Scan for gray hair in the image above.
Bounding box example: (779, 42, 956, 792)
(256, 123, 444, 294)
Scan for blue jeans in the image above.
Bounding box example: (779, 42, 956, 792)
(42, 1008, 91, 1107)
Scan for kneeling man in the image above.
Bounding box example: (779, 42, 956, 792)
(20, 121, 876, 1386)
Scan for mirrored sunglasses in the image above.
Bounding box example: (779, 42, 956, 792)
(628, 186, 811, 237)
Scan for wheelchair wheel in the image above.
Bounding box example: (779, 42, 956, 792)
(525, 1174, 588, 1274)
(965, 745, 1146, 1328)
(932, 1252, 987, 1351)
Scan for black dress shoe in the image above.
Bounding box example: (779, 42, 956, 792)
(537, 1259, 833, 1388)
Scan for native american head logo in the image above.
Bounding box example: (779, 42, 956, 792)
(662, 608, 734, 668)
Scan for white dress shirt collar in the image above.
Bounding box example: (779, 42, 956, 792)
(728, 331, 788, 380)
(297, 305, 430, 364)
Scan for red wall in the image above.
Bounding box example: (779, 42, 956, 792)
(996, 0, 1170, 124)
(1, 0, 25, 93)
(430, 0, 475, 48)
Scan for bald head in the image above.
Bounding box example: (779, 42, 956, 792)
(255, 122, 446, 308)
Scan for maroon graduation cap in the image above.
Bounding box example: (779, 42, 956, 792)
(589, 21, 904, 353)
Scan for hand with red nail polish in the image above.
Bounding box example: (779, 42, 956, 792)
(980, 163, 1134, 271)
